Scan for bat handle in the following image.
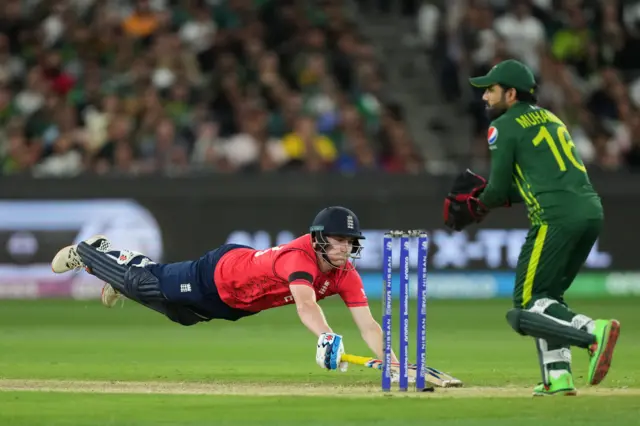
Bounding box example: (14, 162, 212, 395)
(340, 354, 372, 365)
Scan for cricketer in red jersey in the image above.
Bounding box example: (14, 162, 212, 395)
(214, 234, 368, 312)
(51, 206, 398, 373)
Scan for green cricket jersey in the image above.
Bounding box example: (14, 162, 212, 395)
(478, 102, 603, 224)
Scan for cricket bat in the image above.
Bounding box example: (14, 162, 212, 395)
(340, 354, 463, 388)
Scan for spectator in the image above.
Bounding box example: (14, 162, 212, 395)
(0, 34, 24, 87)
(623, 112, 640, 170)
(179, 3, 217, 54)
(122, 0, 162, 40)
(493, 0, 546, 75)
(0, 85, 17, 127)
(2, 125, 39, 175)
(281, 115, 338, 172)
(33, 133, 84, 177)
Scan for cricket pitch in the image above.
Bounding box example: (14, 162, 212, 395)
(0, 379, 637, 398)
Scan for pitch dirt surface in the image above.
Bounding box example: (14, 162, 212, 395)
(0, 379, 638, 398)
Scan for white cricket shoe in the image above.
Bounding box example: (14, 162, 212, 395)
(51, 235, 110, 273)
(101, 283, 125, 308)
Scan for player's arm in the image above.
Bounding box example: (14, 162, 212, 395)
(279, 255, 345, 372)
(350, 306, 399, 363)
(274, 251, 332, 337)
(478, 123, 517, 208)
(289, 283, 333, 336)
(275, 252, 333, 336)
(290, 283, 346, 372)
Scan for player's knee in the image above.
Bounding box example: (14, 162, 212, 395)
(525, 297, 557, 313)
(506, 308, 526, 336)
(124, 267, 165, 303)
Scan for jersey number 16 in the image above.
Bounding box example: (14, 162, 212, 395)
(532, 126, 586, 173)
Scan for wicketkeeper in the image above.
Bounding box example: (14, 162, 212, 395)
(443, 59, 620, 396)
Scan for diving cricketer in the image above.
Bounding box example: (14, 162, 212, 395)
(443, 59, 620, 396)
(51, 206, 398, 374)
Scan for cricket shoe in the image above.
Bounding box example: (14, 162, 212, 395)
(51, 235, 110, 273)
(101, 283, 125, 308)
(587, 319, 621, 385)
(533, 372, 577, 396)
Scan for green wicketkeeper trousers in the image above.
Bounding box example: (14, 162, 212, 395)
(513, 218, 603, 308)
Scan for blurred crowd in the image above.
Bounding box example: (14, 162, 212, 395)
(428, 0, 640, 171)
(0, 0, 423, 177)
(5, 0, 640, 178)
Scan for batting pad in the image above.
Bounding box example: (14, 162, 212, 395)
(77, 242, 128, 293)
(77, 241, 198, 323)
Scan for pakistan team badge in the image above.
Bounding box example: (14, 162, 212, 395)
(487, 126, 498, 145)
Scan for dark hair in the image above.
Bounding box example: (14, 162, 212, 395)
(501, 85, 538, 104)
(515, 88, 538, 104)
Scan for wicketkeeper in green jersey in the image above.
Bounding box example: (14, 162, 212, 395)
(442, 59, 621, 396)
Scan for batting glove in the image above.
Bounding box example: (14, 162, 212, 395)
(316, 333, 348, 371)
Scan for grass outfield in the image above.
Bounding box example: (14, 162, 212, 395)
(0, 298, 638, 425)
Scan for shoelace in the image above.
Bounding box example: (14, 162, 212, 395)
(67, 247, 85, 272)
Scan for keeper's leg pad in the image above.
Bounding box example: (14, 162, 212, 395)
(506, 308, 595, 348)
(536, 339, 572, 386)
(535, 339, 550, 387)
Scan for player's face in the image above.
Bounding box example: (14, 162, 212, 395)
(324, 236, 354, 266)
(483, 85, 512, 121)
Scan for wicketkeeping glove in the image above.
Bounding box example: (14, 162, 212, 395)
(443, 169, 490, 231)
(316, 333, 348, 371)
